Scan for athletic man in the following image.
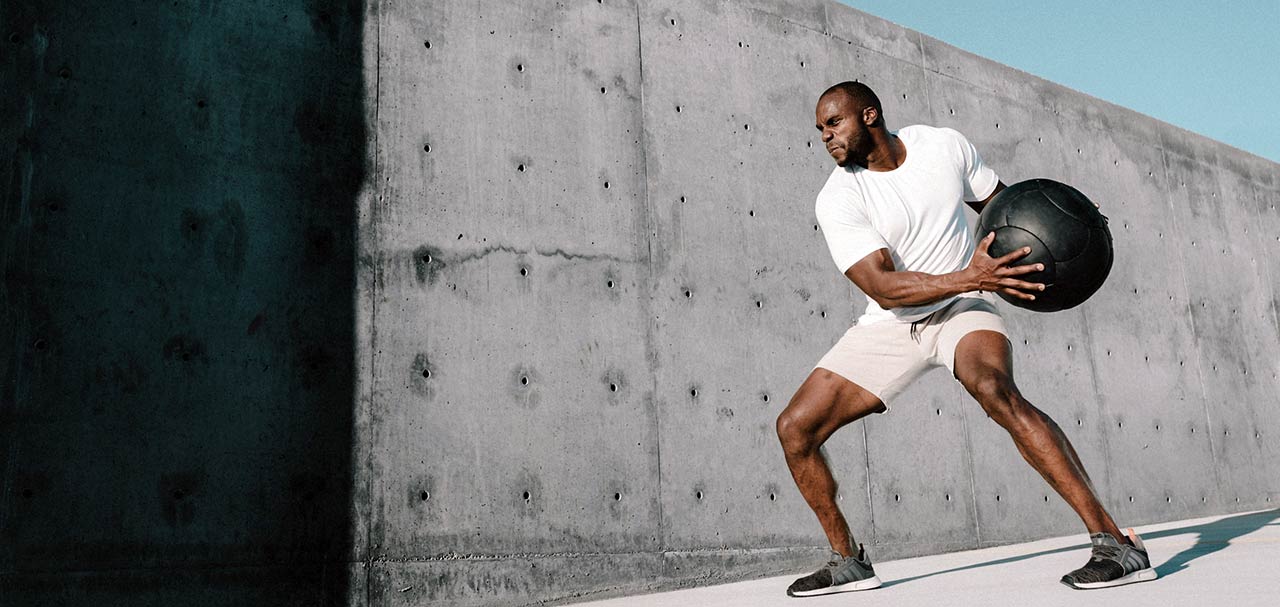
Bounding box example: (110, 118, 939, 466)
(775, 81, 1157, 596)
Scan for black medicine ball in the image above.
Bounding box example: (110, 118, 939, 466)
(975, 179, 1113, 312)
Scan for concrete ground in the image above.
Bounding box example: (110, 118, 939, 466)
(575, 509, 1280, 607)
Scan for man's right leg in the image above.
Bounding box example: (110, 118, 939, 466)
(776, 368, 887, 557)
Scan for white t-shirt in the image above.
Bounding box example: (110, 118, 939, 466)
(815, 124, 999, 324)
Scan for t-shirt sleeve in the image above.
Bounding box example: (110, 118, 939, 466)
(952, 129, 1000, 202)
(815, 187, 889, 274)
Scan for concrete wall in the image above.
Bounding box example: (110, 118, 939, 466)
(2, 0, 367, 604)
(4, 0, 1278, 606)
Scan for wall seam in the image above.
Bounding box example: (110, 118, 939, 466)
(364, 1, 383, 604)
(633, 0, 665, 557)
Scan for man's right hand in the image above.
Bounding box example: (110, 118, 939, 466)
(966, 232, 1045, 301)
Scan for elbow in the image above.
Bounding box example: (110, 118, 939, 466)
(866, 291, 898, 310)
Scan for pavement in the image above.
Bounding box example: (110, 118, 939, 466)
(574, 509, 1280, 607)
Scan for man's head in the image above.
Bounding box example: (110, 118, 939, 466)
(815, 81, 885, 167)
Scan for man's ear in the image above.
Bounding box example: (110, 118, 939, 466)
(862, 106, 878, 126)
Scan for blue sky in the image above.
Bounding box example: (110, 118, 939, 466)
(841, 1, 1280, 164)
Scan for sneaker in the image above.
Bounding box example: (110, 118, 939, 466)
(1061, 528, 1158, 590)
(787, 544, 882, 597)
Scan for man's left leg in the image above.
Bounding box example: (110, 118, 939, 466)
(952, 330, 1156, 589)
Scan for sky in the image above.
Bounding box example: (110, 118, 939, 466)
(840, 1, 1280, 164)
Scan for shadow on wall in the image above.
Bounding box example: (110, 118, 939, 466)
(1, 1, 366, 604)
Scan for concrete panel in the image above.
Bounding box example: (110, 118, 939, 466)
(3, 2, 367, 603)
(637, 0, 871, 552)
(364, 0, 660, 563)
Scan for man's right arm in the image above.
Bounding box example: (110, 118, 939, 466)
(844, 233, 1045, 309)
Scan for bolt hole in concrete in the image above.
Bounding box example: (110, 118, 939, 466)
(424, 40, 431, 48)
(1076, 419, 1082, 426)
(604, 181, 610, 189)
(520, 376, 529, 386)
(894, 494, 900, 502)
(689, 388, 698, 397)
(600, 87, 606, 94)
(422, 368, 431, 379)
(519, 267, 528, 276)
(1044, 495, 1049, 502)
(423, 143, 431, 152)
(614, 492, 622, 501)
(516, 63, 524, 72)
(820, 311, 827, 318)
(517, 163, 526, 172)
(769, 493, 777, 501)
(609, 383, 617, 392)
(1129, 496, 1134, 502)
(936, 408, 941, 416)
(800, 61, 805, 67)
(696, 491, 703, 500)
(755, 300, 762, 308)
(684, 289, 692, 298)
(523, 491, 531, 502)
(675, 105, 682, 112)
(748, 210, 754, 216)
(607, 280, 614, 288)
(420, 491, 430, 501)
(762, 394, 770, 402)
(945, 493, 950, 501)
(995, 494, 1001, 502)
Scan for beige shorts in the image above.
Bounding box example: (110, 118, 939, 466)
(814, 296, 1007, 407)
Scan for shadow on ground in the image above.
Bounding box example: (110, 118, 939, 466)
(881, 509, 1279, 587)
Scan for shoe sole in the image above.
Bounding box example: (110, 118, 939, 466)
(1062, 567, 1158, 590)
(788, 575, 882, 597)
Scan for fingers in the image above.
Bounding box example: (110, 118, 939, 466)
(1000, 262, 1045, 277)
(994, 245, 1032, 265)
(998, 277, 1045, 292)
(1000, 287, 1038, 301)
(975, 232, 995, 255)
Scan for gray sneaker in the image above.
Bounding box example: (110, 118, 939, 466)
(786, 544, 882, 597)
(1061, 529, 1158, 590)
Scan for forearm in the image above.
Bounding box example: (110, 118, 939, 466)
(860, 267, 978, 309)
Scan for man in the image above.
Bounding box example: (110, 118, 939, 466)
(775, 81, 1156, 596)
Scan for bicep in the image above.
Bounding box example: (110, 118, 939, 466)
(843, 247, 895, 297)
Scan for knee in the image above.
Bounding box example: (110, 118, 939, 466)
(970, 374, 1030, 427)
(775, 411, 818, 456)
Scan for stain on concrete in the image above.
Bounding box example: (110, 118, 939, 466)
(158, 471, 205, 527)
(211, 199, 246, 282)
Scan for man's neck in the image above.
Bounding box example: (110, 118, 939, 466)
(863, 132, 907, 172)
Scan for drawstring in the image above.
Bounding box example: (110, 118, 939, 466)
(910, 309, 941, 343)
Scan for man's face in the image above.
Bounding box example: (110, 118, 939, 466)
(815, 92, 870, 167)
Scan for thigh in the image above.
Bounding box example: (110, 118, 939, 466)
(780, 368, 887, 445)
(952, 329, 1017, 395)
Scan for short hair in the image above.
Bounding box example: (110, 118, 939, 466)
(820, 81, 883, 123)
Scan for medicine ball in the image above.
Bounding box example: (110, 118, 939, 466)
(975, 179, 1113, 312)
